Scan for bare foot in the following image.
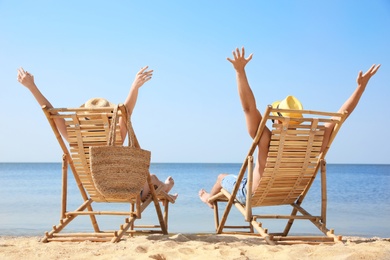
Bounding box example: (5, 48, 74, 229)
(162, 193, 178, 207)
(164, 176, 175, 193)
(198, 189, 214, 209)
(170, 193, 178, 201)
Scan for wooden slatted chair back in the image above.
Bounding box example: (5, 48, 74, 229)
(45, 107, 124, 202)
(250, 107, 346, 207)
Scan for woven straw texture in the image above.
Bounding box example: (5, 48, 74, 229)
(90, 105, 151, 199)
(90, 146, 150, 199)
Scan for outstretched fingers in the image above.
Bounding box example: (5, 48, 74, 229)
(233, 49, 238, 60)
(136, 66, 153, 84)
(17, 67, 26, 79)
(17, 69, 22, 82)
(364, 64, 380, 77)
(357, 64, 380, 86)
(246, 53, 253, 62)
(227, 47, 253, 65)
(138, 66, 149, 74)
(369, 64, 381, 75)
(17, 67, 34, 86)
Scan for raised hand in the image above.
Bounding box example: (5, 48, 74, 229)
(227, 47, 253, 72)
(17, 67, 36, 89)
(357, 64, 381, 87)
(132, 66, 153, 89)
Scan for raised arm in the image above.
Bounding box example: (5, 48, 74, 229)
(337, 64, 381, 117)
(17, 68, 68, 141)
(322, 64, 381, 152)
(227, 47, 272, 181)
(227, 47, 262, 138)
(119, 66, 153, 140)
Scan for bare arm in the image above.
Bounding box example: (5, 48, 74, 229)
(337, 64, 381, 117)
(227, 47, 264, 138)
(227, 47, 271, 180)
(322, 64, 381, 151)
(17, 68, 68, 141)
(119, 66, 153, 141)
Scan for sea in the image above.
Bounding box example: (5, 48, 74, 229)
(0, 163, 389, 238)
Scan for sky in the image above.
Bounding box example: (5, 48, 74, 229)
(1, 1, 389, 164)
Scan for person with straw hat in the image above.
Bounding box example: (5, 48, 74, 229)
(17, 66, 177, 202)
(17, 66, 153, 142)
(199, 47, 380, 208)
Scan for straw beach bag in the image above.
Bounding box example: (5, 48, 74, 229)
(90, 105, 151, 199)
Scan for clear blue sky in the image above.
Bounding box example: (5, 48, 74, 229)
(1, 1, 389, 163)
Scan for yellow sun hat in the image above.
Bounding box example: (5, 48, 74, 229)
(271, 95, 303, 124)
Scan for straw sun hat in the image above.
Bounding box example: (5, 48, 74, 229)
(80, 97, 115, 109)
(271, 95, 303, 124)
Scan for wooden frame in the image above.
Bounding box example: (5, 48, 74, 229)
(209, 105, 348, 245)
(41, 104, 174, 242)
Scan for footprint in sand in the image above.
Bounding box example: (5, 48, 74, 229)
(178, 247, 195, 254)
(135, 245, 148, 253)
(149, 254, 166, 260)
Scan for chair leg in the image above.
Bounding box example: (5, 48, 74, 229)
(282, 207, 298, 236)
(130, 203, 135, 237)
(163, 202, 169, 231)
(320, 160, 327, 226)
(213, 201, 220, 231)
(153, 201, 168, 235)
(42, 199, 94, 242)
(251, 218, 275, 245)
(216, 201, 233, 234)
(283, 160, 328, 237)
(145, 175, 168, 234)
(111, 215, 138, 243)
(61, 154, 68, 219)
(42, 215, 75, 242)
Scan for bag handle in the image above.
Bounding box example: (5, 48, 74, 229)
(107, 105, 119, 146)
(107, 104, 138, 148)
(123, 107, 137, 147)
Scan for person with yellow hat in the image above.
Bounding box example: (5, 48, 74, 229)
(271, 95, 303, 124)
(199, 47, 380, 208)
(17, 66, 178, 202)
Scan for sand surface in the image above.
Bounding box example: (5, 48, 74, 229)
(0, 234, 389, 260)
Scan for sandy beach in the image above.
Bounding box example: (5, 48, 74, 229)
(0, 234, 389, 260)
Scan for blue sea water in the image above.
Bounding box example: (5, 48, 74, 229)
(0, 163, 389, 238)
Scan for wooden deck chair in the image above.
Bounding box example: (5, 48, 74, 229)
(208, 105, 348, 245)
(41, 104, 175, 242)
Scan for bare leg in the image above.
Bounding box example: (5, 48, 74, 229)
(141, 174, 177, 202)
(199, 173, 228, 209)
